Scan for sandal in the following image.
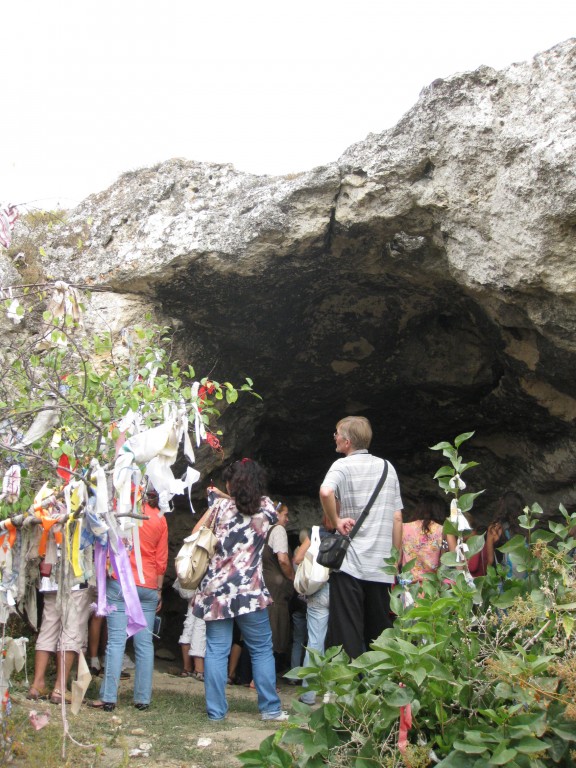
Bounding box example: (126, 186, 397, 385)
(192, 671, 204, 681)
(50, 689, 72, 705)
(26, 686, 49, 701)
(87, 700, 116, 711)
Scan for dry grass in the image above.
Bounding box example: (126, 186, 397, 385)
(5, 659, 296, 768)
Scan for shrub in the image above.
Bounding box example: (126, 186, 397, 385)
(239, 433, 576, 768)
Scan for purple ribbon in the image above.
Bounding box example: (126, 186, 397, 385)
(94, 541, 109, 617)
(95, 539, 147, 638)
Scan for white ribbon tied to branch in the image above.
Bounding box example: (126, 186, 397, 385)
(113, 402, 199, 518)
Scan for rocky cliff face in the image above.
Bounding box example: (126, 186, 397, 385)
(35, 38, 576, 526)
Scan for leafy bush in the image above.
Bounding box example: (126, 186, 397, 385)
(239, 433, 576, 767)
(0, 281, 258, 518)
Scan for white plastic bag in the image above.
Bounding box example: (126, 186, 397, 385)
(294, 526, 330, 596)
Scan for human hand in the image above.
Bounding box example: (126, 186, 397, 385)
(336, 518, 355, 536)
(487, 522, 503, 544)
(208, 485, 228, 499)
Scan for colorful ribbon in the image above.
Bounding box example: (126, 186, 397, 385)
(0, 520, 17, 550)
(94, 540, 147, 638)
(398, 683, 412, 764)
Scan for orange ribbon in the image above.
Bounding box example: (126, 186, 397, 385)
(0, 520, 17, 550)
(35, 514, 62, 557)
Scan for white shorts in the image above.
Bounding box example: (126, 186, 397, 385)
(178, 604, 206, 657)
(36, 589, 93, 654)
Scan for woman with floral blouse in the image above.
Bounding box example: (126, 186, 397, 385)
(192, 459, 288, 722)
(401, 494, 454, 581)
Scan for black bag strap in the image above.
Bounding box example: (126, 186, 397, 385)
(348, 460, 388, 542)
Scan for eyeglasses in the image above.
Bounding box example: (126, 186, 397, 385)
(334, 431, 348, 439)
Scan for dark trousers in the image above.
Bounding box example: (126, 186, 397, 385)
(327, 570, 393, 659)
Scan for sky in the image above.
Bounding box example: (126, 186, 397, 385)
(2, 0, 575, 211)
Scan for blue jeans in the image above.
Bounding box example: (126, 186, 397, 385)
(205, 609, 281, 720)
(99, 578, 158, 705)
(300, 583, 329, 704)
(290, 609, 308, 670)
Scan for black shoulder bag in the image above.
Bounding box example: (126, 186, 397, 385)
(316, 460, 389, 570)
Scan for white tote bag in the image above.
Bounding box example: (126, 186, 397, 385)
(294, 526, 330, 596)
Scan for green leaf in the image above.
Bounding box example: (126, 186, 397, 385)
(434, 465, 456, 479)
(497, 534, 527, 553)
(531, 529, 555, 543)
(491, 587, 523, 609)
(440, 550, 459, 567)
(488, 748, 517, 764)
(454, 431, 475, 447)
(550, 723, 576, 741)
(435, 754, 478, 767)
(561, 614, 574, 638)
(383, 685, 414, 707)
(513, 737, 549, 754)
(407, 666, 427, 686)
(453, 741, 488, 754)
(460, 460, 479, 471)
(430, 441, 453, 451)
(458, 490, 485, 513)
(443, 519, 459, 537)
(548, 521, 567, 538)
(464, 534, 486, 557)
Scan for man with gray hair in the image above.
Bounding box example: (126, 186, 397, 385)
(319, 416, 403, 659)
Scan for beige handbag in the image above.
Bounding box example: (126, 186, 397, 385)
(175, 509, 218, 589)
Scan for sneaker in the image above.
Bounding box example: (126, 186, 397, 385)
(298, 695, 315, 706)
(261, 710, 290, 722)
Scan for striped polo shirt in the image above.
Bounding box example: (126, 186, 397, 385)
(321, 450, 403, 583)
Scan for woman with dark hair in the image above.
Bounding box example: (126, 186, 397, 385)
(192, 459, 288, 721)
(469, 490, 526, 578)
(401, 494, 453, 581)
(494, 491, 525, 538)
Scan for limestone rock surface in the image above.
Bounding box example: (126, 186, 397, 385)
(36, 38, 576, 525)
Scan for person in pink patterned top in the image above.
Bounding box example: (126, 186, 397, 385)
(192, 459, 288, 722)
(401, 495, 454, 582)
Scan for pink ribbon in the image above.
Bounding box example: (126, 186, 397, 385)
(398, 683, 412, 765)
